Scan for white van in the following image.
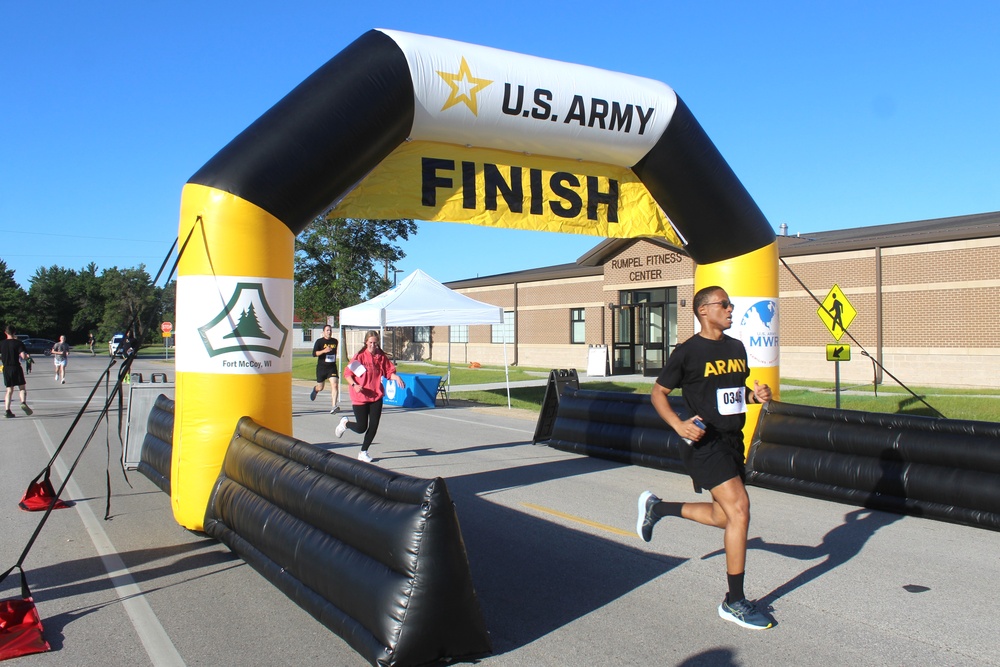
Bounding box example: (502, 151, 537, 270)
(109, 333, 126, 357)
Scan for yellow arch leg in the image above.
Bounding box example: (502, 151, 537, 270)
(694, 241, 780, 455)
(172, 184, 294, 530)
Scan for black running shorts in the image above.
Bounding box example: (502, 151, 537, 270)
(315, 364, 338, 384)
(3, 364, 26, 388)
(686, 430, 746, 492)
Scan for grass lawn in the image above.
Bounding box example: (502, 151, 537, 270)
(291, 355, 544, 385)
(291, 352, 1000, 422)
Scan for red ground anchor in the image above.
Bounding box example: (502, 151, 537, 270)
(18, 472, 70, 512)
(0, 568, 50, 661)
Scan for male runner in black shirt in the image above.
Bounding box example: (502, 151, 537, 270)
(1, 325, 33, 417)
(636, 285, 774, 630)
(309, 325, 341, 413)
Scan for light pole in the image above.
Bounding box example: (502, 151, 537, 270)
(393, 269, 404, 286)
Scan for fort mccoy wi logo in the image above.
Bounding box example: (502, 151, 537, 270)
(176, 278, 292, 374)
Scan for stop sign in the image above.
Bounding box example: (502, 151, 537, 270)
(161, 321, 173, 333)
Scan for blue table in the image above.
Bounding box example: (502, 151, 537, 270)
(381, 373, 440, 408)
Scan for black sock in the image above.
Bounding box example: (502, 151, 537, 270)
(652, 501, 683, 519)
(727, 572, 746, 602)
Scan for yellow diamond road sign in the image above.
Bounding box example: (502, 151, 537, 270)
(817, 284, 856, 341)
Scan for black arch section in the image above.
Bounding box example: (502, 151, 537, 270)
(189, 30, 774, 263)
(632, 96, 775, 265)
(188, 29, 414, 234)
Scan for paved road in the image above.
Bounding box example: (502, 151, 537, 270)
(2, 354, 998, 666)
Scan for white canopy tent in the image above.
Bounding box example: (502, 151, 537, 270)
(338, 269, 510, 407)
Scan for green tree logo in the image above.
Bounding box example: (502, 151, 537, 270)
(198, 282, 287, 358)
(223, 303, 270, 341)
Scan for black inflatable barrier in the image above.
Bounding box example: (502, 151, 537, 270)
(203, 417, 492, 667)
(542, 389, 1000, 531)
(747, 401, 1000, 531)
(545, 386, 696, 475)
(137, 394, 174, 494)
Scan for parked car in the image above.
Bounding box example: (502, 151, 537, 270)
(22, 338, 55, 356)
(109, 333, 126, 357)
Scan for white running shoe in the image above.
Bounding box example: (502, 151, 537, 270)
(335, 416, 348, 438)
(636, 490, 661, 542)
(357, 450, 373, 463)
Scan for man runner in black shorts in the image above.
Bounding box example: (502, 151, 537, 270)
(1, 325, 34, 417)
(309, 325, 340, 413)
(636, 285, 774, 630)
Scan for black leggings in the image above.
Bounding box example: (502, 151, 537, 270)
(348, 399, 383, 450)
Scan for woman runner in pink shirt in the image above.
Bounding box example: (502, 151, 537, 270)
(336, 330, 405, 463)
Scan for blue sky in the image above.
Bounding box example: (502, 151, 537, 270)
(2, 1, 997, 289)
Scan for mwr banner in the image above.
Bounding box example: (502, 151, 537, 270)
(728, 296, 779, 369)
(336, 141, 680, 243)
(692, 295, 779, 368)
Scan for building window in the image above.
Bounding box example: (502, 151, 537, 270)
(303, 328, 312, 342)
(492, 311, 514, 344)
(414, 326, 431, 343)
(450, 325, 468, 343)
(570, 308, 585, 344)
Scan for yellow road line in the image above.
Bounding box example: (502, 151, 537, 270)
(521, 502, 637, 538)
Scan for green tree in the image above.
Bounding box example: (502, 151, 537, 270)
(68, 262, 105, 342)
(99, 265, 161, 344)
(0, 259, 29, 332)
(27, 265, 78, 339)
(294, 217, 417, 325)
(158, 279, 176, 327)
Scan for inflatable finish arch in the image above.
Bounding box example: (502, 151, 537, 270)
(174, 29, 777, 529)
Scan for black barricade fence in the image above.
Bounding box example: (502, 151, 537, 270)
(747, 401, 1000, 531)
(204, 417, 492, 667)
(137, 395, 174, 494)
(544, 387, 694, 474)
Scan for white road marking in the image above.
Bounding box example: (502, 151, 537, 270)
(34, 421, 186, 667)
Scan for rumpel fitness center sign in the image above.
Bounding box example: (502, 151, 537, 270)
(611, 253, 685, 282)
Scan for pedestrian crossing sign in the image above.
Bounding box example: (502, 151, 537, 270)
(817, 284, 857, 341)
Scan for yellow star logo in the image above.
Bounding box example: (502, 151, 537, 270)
(437, 57, 493, 115)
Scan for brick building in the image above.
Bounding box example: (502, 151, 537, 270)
(427, 210, 1000, 389)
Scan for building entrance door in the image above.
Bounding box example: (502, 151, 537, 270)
(639, 302, 666, 377)
(610, 288, 677, 376)
(611, 304, 636, 374)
